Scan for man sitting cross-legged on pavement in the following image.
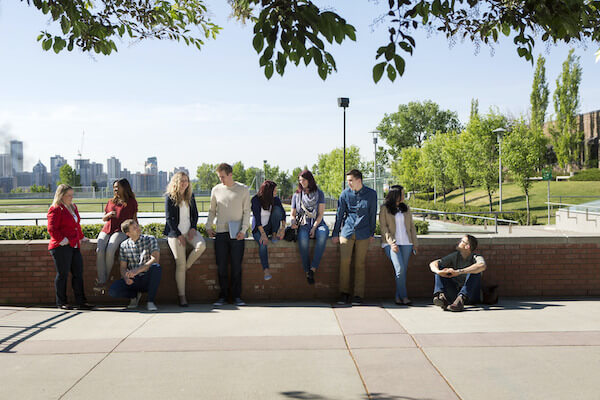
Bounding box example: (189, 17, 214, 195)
(109, 219, 162, 311)
(429, 234, 486, 312)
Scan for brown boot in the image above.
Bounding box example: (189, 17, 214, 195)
(448, 295, 465, 312)
(432, 292, 448, 310)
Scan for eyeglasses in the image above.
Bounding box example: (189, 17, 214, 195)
(459, 239, 469, 245)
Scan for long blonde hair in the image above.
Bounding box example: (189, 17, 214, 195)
(52, 184, 74, 209)
(166, 172, 192, 205)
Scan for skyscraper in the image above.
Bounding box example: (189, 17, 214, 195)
(32, 161, 48, 186)
(107, 156, 121, 182)
(0, 153, 12, 177)
(10, 140, 23, 174)
(74, 158, 91, 186)
(50, 155, 66, 188)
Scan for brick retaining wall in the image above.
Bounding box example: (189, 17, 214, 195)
(1, 236, 599, 305)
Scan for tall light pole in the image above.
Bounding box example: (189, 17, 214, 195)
(370, 130, 380, 193)
(494, 128, 507, 212)
(338, 97, 350, 190)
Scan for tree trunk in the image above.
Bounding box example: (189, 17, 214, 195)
(526, 190, 530, 225)
(462, 183, 466, 208)
(488, 189, 493, 212)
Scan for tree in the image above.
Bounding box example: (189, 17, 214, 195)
(391, 147, 428, 194)
(195, 163, 219, 191)
(502, 120, 548, 224)
(30, 184, 50, 193)
(421, 133, 452, 203)
(551, 49, 583, 171)
(313, 146, 366, 197)
(463, 110, 507, 211)
(58, 164, 80, 187)
(377, 100, 462, 157)
(530, 55, 550, 133)
(232, 161, 247, 184)
(442, 132, 472, 207)
(470, 98, 479, 120)
(25, 1, 600, 82)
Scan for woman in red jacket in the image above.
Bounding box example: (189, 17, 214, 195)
(47, 184, 93, 310)
(94, 178, 137, 294)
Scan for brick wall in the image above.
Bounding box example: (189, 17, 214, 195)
(1, 236, 599, 305)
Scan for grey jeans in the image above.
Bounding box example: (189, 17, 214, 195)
(96, 231, 127, 284)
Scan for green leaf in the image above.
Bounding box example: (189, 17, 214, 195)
(387, 64, 397, 81)
(253, 33, 264, 53)
(502, 23, 510, 36)
(42, 38, 52, 51)
(393, 55, 406, 76)
(384, 43, 395, 61)
(373, 62, 386, 83)
(517, 47, 528, 58)
(60, 16, 70, 35)
(399, 41, 413, 55)
(264, 61, 274, 79)
(53, 37, 66, 53)
(317, 63, 328, 80)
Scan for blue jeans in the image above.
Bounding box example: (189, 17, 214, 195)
(297, 223, 329, 272)
(383, 244, 413, 299)
(109, 263, 162, 302)
(252, 206, 285, 270)
(434, 273, 481, 303)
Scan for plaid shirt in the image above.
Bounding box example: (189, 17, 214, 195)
(119, 234, 159, 271)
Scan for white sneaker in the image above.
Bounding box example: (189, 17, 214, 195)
(213, 298, 226, 306)
(146, 302, 158, 311)
(234, 298, 247, 306)
(127, 292, 142, 309)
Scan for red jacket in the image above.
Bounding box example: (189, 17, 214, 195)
(47, 204, 84, 250)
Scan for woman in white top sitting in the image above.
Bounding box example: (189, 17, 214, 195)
(164, 172, 206, 307)
(379, 185, 418, 305)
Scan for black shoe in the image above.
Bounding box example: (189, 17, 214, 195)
(351, 296, 363, 306)
(433, 292, 449, 310)
(74, 303, 95, 310)
(306, 270, 315, 285)
(57, 304, 72, 310)
(336, 293, 350, 305)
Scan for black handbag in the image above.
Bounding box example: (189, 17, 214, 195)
(284, 212, 305, 242)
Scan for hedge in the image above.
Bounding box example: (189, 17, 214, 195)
(0, 221, 429, 241)
(406, 199, 533, 225)
(570, 168, 600, 181)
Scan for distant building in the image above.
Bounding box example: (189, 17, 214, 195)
(144, 157, 158, 191)
(0, 177, 16, 193)
(74, 159, 91, 186)
(50, 155, 66, 188)
(15, 171, 32, 187)
(107, 156, 121, 182)
(0, 153, 12, 177)
(121, 168, 132, 183)
(10, 140, 23, 174)
(545, 109, 600, 168)
(32, 161, 48, 187)
(158, 171, 168, 192)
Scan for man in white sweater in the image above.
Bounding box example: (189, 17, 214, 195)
(206, 163, 251, 306)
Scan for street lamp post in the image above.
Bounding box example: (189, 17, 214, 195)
(338, 97, 350, 190)
(493, 128, 507, 212)
(370, 130, 380, 194)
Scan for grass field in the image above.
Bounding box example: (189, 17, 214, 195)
(440, 181, 600, 224)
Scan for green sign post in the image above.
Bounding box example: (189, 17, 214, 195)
(542, 168, 553, 224)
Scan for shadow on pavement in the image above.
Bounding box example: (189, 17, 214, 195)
(0, 310, 81, 353)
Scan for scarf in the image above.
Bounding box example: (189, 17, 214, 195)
(300, 190, 319, 220)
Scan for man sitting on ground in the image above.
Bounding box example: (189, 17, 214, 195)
(109, 219, 162, 311)
(429, 234, 486, 312)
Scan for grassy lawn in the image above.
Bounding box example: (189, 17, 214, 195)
(0, 197, 212, 213)
(441, 181, 600, 224)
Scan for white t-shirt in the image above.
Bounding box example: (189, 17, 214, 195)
(381, 211, 412, 248)
(177, 201, 191, 235)
(260, 206, 272, 228)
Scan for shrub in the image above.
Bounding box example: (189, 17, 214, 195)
(0, 226, 50, 240)
(570, 168, 600, 181)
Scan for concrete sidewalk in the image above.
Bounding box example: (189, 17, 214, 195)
(1, 299, 599, 400)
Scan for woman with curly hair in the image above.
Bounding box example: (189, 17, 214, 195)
(164, 171, 206, 306)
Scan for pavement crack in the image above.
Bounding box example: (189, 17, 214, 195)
(57, 312, 157, 400)
(382, 306, 464, 400)
(332, 306, 372, 400)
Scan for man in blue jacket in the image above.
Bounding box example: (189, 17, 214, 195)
(332, 169, 378, 305)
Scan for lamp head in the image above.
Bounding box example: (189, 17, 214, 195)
(337, 97, 350, 108)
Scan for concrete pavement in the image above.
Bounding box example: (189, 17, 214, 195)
(1, 299, 599, 400)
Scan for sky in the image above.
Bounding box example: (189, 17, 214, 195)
(0, 1, 598, 176)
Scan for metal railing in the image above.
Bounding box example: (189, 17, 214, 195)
(410, 207, 518, 234)
(546, 201, 600, 222)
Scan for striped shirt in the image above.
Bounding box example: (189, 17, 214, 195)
(119, 234, 159, 271)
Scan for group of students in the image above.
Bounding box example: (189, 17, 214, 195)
(46, 163, 486, 312)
